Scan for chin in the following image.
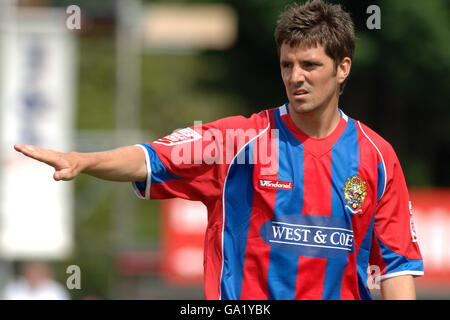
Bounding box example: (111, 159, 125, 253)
(289, 101, 317, 114)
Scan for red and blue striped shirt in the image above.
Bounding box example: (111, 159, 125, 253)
(132, 104, 424, 300)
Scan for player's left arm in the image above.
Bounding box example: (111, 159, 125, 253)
(380, 275, 416, 300)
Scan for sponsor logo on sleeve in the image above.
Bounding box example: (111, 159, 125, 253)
(259, 214, 354, 258)
(409, 201, 418, 242)
(154, 128, 202, 146)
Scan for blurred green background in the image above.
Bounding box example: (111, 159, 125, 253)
(9, 0, 450, 299)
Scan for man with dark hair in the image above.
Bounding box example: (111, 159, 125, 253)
(274, 0, 355, 95)
(15, 0, 423, 300)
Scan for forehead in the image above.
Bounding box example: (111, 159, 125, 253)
(280, 42, 329, 61)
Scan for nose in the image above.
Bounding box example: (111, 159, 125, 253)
(290, 65, 306, 85)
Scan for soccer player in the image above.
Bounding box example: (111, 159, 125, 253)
(14, 0, 423, 300)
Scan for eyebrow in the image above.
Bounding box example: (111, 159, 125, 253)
(280, 58, 323, 65)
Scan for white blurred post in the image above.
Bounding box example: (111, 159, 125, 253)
(0, 0, 18, 292)
(116, 0, 141, 135)
(112, 0, 142, 298)
(0, 7, 76, 260)
(114, 0, 142, 249)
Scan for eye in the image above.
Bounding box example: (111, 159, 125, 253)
(281, 61, 292, 69)
(302, 61, 320, 69)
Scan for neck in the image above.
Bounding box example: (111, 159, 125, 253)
(288, 101, 341, 139)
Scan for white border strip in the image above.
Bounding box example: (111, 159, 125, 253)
(219, 110, 271, 300)
(279, 103, 288, 116)
(269, 240, 352, 251)
(377, 270, 424, 282)
(131, 144, 152, 200)
(357, 121, 387, 200)
(272, 221, 353, 233)
(340, 110, 348, 122)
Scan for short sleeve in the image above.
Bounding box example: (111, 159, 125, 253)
(131, 112, 269, 204)
(131, 121, 226, 203)
(369, 145, 424, 281)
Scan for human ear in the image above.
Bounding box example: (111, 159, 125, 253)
(337, 57, 352, 85)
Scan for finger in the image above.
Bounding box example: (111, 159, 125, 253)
(14, 144, 40, 160)
(14, 144, 41, 158)
(14, 144, 60, 168)
(14, 144, 29, 153)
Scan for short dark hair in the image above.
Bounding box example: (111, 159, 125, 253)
(274, 0, 355, 93)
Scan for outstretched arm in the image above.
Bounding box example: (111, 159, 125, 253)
(14, 144, 147, 182)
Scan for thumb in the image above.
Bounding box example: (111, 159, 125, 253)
(53, 168, 75, 181)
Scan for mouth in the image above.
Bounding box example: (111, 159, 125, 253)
(293, 88, 309, 98)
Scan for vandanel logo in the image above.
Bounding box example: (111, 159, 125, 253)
(259, 179, 293, 190)
(259, 214, 354, 259)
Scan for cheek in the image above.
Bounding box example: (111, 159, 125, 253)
(314, 73, 338, 94)
(282, 73, 291, 90)
(281, 70, 289, 83)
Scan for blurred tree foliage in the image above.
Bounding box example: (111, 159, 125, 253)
(57, 0, 450, 186)
(143, 0, 450, 185)
(46, 0, 449, 298)
(211, 0, 450, 187)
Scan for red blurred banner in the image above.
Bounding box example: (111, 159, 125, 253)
(409, 188, 450, 288)
(160, 198, 207, 285)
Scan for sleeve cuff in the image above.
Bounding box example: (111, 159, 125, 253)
(131, 144, 152, 199)
(377, 270, 424, 282)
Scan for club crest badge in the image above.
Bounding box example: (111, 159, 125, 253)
(343, 175, 367, 214)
